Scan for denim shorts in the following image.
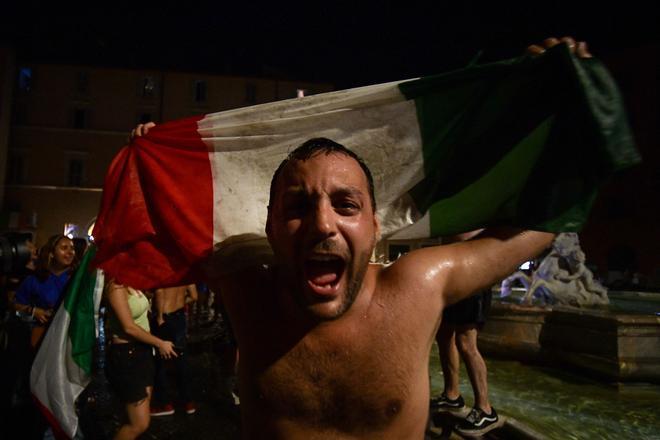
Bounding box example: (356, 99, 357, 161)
(106, 342, 154, 403)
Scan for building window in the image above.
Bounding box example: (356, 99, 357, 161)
(73, 108, 88, 129)
(6, 152, 26, 184)
(245, 83, 256, 104)
(76, 71, 89, 95)
(193, 80, 207, 103)
(17, 67, 32, 92)
(141, 76, 157, 98)
(68, 159, 85, 186)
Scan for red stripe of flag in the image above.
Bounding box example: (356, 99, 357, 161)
(92, 116, 214, 289)
(32, 394, 70, 440)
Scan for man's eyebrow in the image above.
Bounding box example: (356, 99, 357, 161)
(333, 186, 365, 198)
(281, 185, 365, 198)
(282, 186, 305, 196)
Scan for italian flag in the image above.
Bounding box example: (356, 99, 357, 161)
(31, 247, 104, 439)
(93, 45, 639, 290)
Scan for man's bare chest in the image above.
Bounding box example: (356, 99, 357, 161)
(244, 319, 426, 433)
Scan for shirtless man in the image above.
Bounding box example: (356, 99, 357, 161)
(200, 138, 552, 439)
(150, 284, 198, 416)
(133, 37, 589, 439)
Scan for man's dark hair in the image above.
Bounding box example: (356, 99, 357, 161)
(268, 138, 376, 212)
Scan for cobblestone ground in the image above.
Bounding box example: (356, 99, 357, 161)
(79, 308, 242, 440)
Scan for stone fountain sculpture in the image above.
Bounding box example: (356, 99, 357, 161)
(500, 233, 609, 307)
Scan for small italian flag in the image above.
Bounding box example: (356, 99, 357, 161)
(93, 44, 639, 290)
(31, 246, 104, 439)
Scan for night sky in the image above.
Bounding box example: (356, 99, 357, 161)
(1, 2, 658, 87)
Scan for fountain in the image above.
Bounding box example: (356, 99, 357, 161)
(500, 233, 609, 307)
(479, 233, 660, 383)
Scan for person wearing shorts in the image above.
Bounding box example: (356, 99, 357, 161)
(432, 287, 503, 436)
(104, 282, 177, 440)
(106, 342, 155, 404)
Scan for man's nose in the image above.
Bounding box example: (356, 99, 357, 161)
(310, 201, 337, 238)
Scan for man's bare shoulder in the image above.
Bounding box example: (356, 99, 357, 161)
(368, 252, 448, 321)
(204, 234, 273, 286)
(373, 244, 458, 308)
(379, 244, 456, 282)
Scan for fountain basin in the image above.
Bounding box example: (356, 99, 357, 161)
(479, 290, 660, 383)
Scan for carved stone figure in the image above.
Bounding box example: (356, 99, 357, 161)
(501, 233, 608, 307)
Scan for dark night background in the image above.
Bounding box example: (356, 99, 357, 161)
(1, 2, 658, 87)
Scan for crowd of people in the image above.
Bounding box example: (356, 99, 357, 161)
(0, 234, 236, 440)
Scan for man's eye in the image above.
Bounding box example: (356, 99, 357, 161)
(335, 201, 359, 212)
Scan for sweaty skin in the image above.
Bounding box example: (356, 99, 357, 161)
(209, 153, 553, 439)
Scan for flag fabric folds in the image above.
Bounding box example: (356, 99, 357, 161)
(92, 45, 639, 290)
(31, 247, 104, 439)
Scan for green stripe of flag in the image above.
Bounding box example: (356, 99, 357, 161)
(64, 245, 98, 376)
(398, 44, 640, 235)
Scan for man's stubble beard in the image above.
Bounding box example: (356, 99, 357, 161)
(289, 242, 374, 321)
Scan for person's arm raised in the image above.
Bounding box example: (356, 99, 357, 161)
(388, 228, 554, 307)
(443, 228, 554, 305)
(384, 36, 592, 307)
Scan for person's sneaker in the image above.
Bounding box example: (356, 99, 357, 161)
(150, 403, 175, 416)
(455, 407, 504, 437)
(430, 393, 466, 413)
(184, 401, 197, 415)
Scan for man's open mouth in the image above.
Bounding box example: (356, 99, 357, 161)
(304, 254, 346, 296)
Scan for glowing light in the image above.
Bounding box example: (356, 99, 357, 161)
(64, 223, 79, 237)
(519, 261, 531, 270)
(87, 220, 96, 240)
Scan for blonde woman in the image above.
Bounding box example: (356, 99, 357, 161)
(104, 281, 177, 440)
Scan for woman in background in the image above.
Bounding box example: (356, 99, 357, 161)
(14, 234, 77, 348)
(104, 281, 177, 440)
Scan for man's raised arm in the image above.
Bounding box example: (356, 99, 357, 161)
(387, 228, 553, 307)
(441, 228, 554, 305)
(383, 36, 593, 307)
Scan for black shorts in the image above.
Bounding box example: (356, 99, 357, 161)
(443, 290, 492, 327)
(106, 342, 154, 403)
